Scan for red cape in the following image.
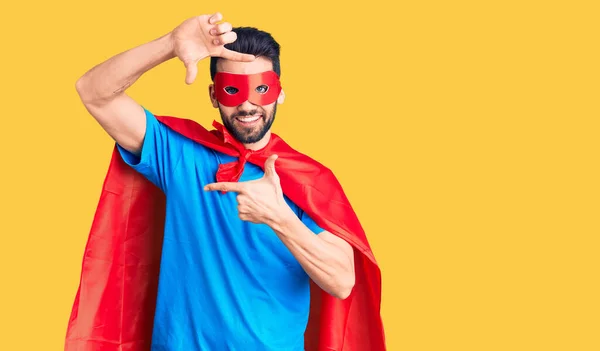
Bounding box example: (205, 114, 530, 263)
(65, 115, 386, 351)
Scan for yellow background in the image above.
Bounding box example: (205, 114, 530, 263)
(1, 0, 598, 350)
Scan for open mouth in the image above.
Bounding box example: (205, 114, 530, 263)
(235, 114, 263, 125)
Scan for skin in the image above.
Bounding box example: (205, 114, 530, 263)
(75, 12, 355, 300)
(208, 56, 285, 151)
(205, 153, 356, 299)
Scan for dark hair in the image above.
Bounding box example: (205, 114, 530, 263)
(210, 27, 281, 81)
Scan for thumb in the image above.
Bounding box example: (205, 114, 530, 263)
(185, 59, 199, 85)
(263, 154, 279, 178)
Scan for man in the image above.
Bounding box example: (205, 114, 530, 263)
(68, 12, 384, 351)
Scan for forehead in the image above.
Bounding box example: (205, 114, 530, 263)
(216, 56, 274, 75)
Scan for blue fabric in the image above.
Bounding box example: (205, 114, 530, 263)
(116, 108, 323, 351)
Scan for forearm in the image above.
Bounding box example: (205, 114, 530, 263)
(269, 212, 355, 300)
(75, 32, 175, 102)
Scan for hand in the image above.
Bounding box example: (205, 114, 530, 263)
(204, 155, 293, 225)
(171, 12, 256, 85)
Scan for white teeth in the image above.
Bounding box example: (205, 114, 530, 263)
(238, 115, 261, 122)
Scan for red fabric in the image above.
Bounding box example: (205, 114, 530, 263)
(65, 115, 386, 351)
(214, 71, 281, 107)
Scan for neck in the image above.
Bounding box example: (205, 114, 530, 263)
(243, 130, 272, 151)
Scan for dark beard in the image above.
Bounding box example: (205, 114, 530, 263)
(220, 104, 277, 144)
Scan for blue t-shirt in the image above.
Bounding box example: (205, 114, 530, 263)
(116, 108, 324, 351)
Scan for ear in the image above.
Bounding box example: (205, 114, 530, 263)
(208, 84, 219, 108)
(277, 88, 285, 104)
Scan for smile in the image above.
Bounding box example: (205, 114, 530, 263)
(236, 115, 262, 124)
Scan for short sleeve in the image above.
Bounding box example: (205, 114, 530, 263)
(116, 107, 184, 192)
(300, 209, 325, 235)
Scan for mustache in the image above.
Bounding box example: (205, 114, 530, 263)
(232, 109, 264, 118)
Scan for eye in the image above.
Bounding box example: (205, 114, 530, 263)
(224, 86, 239, 94)
(255, 85, 269, 94)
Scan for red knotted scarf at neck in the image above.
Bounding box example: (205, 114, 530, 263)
(210, 120, 265, 183)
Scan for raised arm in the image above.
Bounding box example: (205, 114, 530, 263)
(75, 32, 174, 156)
(75, 12, 255, 156)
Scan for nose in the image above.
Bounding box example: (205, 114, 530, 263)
(237, 100, 259, 113)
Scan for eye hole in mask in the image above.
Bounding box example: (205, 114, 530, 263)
(214, 71, 282, 107)
(224, 86, 239, 95)
(224, 85, 269, 95)
(256, 85, 269, 94)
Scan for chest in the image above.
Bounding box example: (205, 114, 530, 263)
(165, 149, 305, 277)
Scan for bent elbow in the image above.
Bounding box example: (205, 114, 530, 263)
(75, 76, 87, 95)
(75, 77, 93, 103)
(75, 76, 102, 104)
(333, 274, 355, 300)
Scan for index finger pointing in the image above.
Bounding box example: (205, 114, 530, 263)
(204, 182, 245, 193)
(221, 48, 256, 62)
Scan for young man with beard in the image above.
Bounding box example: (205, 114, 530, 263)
(70, 11, 384, 351)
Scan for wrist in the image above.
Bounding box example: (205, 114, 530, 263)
(268, 206, 297, 233)
(161, 32, 177, 60)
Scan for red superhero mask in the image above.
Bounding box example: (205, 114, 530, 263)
(214, 71, 282, 107)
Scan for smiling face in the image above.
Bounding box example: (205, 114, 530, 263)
(209, 56, 285, 149)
